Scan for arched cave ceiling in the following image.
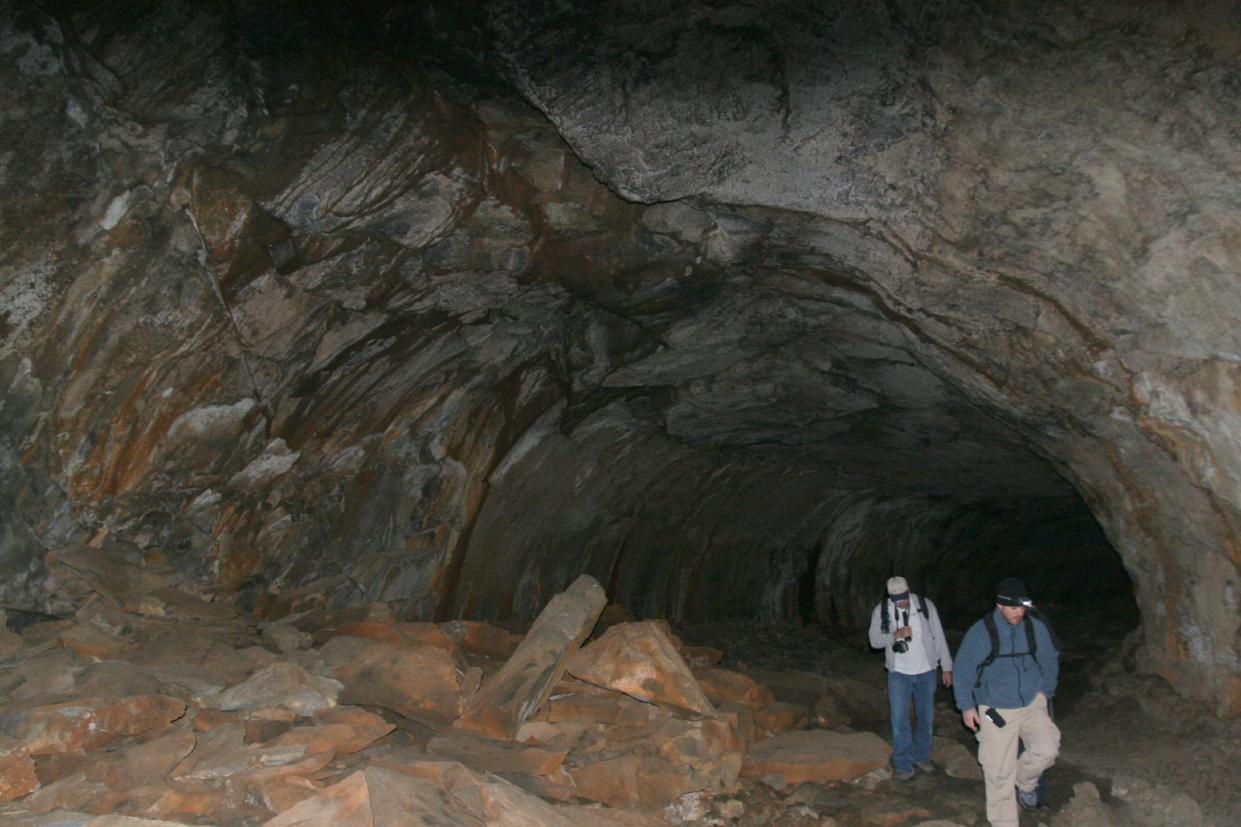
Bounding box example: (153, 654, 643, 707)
(0, 1, 1238, 713)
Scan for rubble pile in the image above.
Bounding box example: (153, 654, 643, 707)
(0, 550, 891, 825)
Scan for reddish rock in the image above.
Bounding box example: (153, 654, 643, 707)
(442, 620, 524, 658)
(427, 730, 569, 776)
(0, 695, 186, 755)
(309, 707, 395, 754)
(568, 621, 716, 719)
(85, 728, 197, 790)
(543, 686, 658, 727)
(18, 770, 108, 814)
(516, 720, 593, 752)
(0, 737, 38, 801)
(191, 708, 244, 732)
(740, 729, 890, 785)
(323, 637, 465, 728)
(262, 766, 484, 826)
(263, 724, 360, 758)
(753, 701, 809, 735)
(260, 776, 323, 813)
(455, 575, 606, 740)
(392, 622, 456, 652)
(567, 715, 741, 808)
(692, 666, 776, 711)
(57, 623, 132, 661)
(327, 620, 411, 645)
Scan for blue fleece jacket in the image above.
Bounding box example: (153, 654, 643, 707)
(952, 608, 1059, 711)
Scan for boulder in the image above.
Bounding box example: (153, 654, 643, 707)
(0, 695, 186, 755)
(692, 667, 775, 711)
(322, 637, 465, 728)
(442, 620, 524, 659)
(455, 575, 606, 739)
(212, 661, 342, 716)
(568, 621, 715, 719)
(428, 730, 569, 776)
(740, 730, 890, 785)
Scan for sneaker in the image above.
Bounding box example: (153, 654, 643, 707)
(915, 760, 935, 772)
(894, 769, 916, 781)
(1016, 787, 1041, 811)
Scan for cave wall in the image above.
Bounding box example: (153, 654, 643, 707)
(0, 1, 1238, 714)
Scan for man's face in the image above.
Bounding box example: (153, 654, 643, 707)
(998, 604, 1026, 625)
(894, 598, 910, 612)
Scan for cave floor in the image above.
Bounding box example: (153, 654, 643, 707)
(676, 619, 1241, 826)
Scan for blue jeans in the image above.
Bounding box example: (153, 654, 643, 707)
(888, 669, 936, 773)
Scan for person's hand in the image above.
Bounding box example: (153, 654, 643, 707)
(942, 670, 953, 688)
(894, 626, 913, 640)
(962, 709, 979, 732)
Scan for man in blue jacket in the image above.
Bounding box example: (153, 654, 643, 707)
(953, 578, 1060, 827)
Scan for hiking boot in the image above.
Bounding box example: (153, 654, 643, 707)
(1016, 787, 1041, 811)
(894, 769, 916, 782)
(915, 760, 935, 773)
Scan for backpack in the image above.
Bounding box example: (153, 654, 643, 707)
(880, 592, 930, 634)
(973, 609, 1061, 689)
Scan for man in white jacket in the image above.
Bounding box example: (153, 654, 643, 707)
(868, 576, 954, 780)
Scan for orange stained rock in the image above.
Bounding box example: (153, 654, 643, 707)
(0, 738, 38, 802)
(442, 620, 524, 658)
(741, 729, 890, 785)
(309, 706, 395, 754)
(692, 666, 776, 711)
(1, 695, 186, 755)
(568, 620, 716, 719)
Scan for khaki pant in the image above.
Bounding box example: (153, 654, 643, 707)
(975, 692, 1060, 827)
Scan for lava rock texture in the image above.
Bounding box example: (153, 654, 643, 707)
(1, 1, 1238, 713)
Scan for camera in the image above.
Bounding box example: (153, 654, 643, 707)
(892, 638, 910, 654)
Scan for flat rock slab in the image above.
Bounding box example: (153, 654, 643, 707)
(568, 621, 715, 719)
(0, 695, 187, 755)
(322, 637, 465, 728)
(428, 730, 568, 776)
(455, 575, 606, 740)
(741, 729, 890, 785)
(262, 766, 482, 827)
(692, 667, 775, 711)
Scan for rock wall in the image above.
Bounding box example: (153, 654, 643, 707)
(0, 1, 1237, 713)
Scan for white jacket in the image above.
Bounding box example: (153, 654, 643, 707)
(868, 594, 953, 674)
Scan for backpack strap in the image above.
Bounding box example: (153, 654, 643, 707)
(916, 594, 929, 619)
(880, 596, 891, 634)
(975, 612, 1001, 689)
(974, 612, 1043, 689)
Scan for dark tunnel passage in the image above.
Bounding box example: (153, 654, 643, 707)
(5, 2, 1241, 823)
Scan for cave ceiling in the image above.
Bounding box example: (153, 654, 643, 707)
(1, 1, 1239, 712)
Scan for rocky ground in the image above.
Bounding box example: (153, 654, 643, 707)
(0, 555, 1237, 826)
(679, 613, 1241, 826)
